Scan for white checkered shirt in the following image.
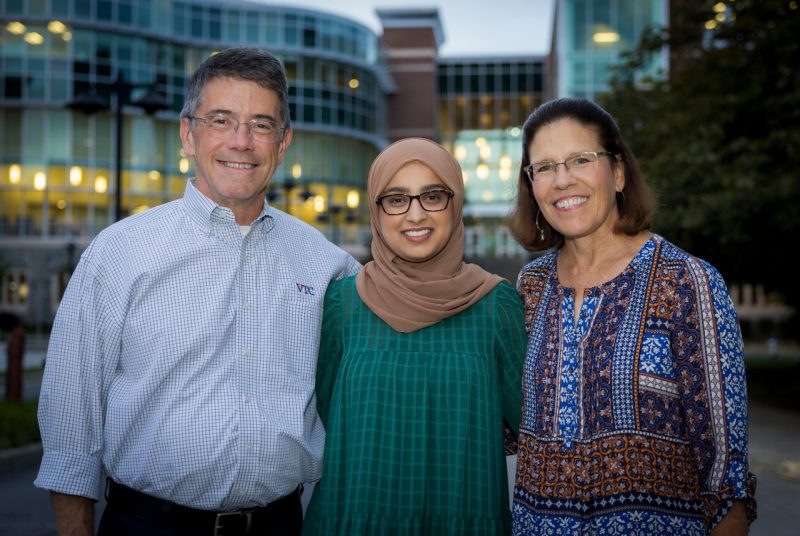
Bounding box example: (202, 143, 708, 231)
(35, 179, 361, 510)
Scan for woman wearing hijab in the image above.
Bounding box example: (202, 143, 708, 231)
(302, 138, 527, 535)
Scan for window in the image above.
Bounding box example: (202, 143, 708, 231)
(284, 14, 299, 46)
(119, 2, 133, 24)
(76, 0, 91, 17)
(172, 3, 186, 36)
(98, 0, 113, 21)
(53, 1, 70, 17)
(136, 3, 150, 28)
(209, 8, 221, 40)
(225, 10, 241, 42)
(246, 11, 259, 42)
(303, 17, 317, 47)
(5, 0, 24, 15)
(0, 268, 29, 313)
(27, 58, 46, 98)
(3, 76, 22, 99)
(191, 5, 204, 38)
(265, 13, 278, 44)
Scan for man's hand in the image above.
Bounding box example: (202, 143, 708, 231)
(50, 492, 94, 536)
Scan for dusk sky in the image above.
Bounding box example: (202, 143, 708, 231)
(262, 0, 555, 56)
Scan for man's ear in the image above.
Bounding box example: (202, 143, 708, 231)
(276, 128, 293, 164)
(179, 117, 196, 158)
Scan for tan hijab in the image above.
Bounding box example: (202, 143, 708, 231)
(355, 137, 504, 333)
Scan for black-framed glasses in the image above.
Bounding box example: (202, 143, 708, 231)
(376, 189, 454, 215)
(524, 151, 615, 181)
(188, 112, 285, 143)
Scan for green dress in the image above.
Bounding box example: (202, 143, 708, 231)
(302, 276, 527, 535)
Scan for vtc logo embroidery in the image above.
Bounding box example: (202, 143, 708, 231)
(296, 283, 315, 295)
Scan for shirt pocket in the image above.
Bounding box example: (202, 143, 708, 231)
(637, 332, 679, 398)
(269, 298, 323, 389)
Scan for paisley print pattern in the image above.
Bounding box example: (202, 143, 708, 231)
(513, 235, 756, 535)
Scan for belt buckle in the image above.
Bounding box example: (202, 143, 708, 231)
(213, 510, 252, 536)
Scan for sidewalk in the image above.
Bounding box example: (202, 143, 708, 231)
(748, 402, 800, 483)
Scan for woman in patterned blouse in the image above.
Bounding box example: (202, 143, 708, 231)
(303, 138, 527, 535)
(507, 98, 756, 535)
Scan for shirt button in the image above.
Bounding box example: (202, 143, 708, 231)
(243, 395, 251, 404)
(242, 347, 251, 356)
(245, 444, 253, 453)
(242, 301, 250, 310)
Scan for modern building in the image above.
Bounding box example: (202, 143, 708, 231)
(0, 0, 393, 328)
(436, 57, 546, 262)
(375, 8, 547, 270)
(2, 0, 673, 331)
(550, 0, 669, 99)
(0, 0, 551, 329)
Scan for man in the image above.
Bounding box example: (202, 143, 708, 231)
(35, 47, 360, 535)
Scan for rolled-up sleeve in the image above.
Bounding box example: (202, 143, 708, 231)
(35, 243, 123, 500)
(673, 259, 757, 529)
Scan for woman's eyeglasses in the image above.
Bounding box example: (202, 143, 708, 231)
(524, 151, 615, 181)
(376, 190, 454, 215)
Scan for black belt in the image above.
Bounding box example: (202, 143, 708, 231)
(105, 478, 301, 536)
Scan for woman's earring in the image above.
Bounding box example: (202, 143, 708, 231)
(535, 210, 545, 242)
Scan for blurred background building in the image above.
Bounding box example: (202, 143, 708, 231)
(550, 0, 668, 99)
(0, 0, 666, 330)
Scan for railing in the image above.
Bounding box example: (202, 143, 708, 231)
(729, 283, 795, 323)
(465, 226, 528, 259)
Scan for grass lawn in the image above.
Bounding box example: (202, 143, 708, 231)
(0, 398, 39, 449)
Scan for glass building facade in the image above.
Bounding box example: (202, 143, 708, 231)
(437, 57, 545, 213)
(0, 1, 559, 328)
(437, 57, 547, 261)
(1, 0, 386, 235)
(553, 0, 668, 99)
(0, 0, 388, 327)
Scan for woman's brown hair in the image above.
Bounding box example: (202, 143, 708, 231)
(508, 98, 656, 251)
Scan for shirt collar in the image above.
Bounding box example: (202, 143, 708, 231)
(182, 179, 273, 233)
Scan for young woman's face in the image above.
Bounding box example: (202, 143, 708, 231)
(376, 162, 455, 262)
(528, 118, 624, 242)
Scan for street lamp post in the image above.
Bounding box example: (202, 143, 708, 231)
(326, 205, 344, 245)
(267, 163, 316, 214)
(267, 178, 316, 214)
(67, 74, 169, 221)
(316, 190, 359, 245)
(267, 178, 299, 213)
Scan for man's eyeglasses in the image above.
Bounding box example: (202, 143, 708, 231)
(524, 151, 615, 181)
(188, 112, 285, 143)
(376, 189, 454, 215)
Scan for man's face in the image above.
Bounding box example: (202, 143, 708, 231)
(180, 76, 292, 224)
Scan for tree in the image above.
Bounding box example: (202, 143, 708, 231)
(600, 0, 800, 332)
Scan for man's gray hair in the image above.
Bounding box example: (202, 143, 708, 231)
(180, 47, 291, 132)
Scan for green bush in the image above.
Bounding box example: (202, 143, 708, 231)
(0, 399, 40, 449)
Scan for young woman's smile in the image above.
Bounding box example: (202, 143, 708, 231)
(377, 162, 455, 262)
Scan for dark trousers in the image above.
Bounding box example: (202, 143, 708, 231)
(97, 480, 302, 536)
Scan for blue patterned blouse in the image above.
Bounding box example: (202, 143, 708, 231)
(512, 235, 756, 535)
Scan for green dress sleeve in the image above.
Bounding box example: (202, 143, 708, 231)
(315, 278, 346, 427)
(494, 281, 527, 436)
